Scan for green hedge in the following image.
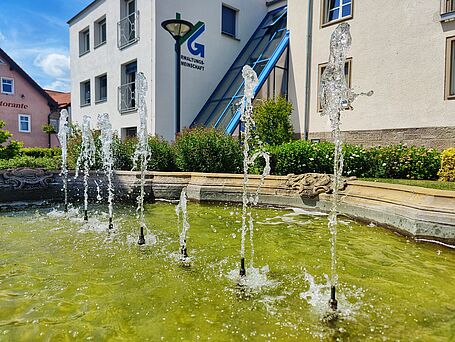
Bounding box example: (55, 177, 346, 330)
(19, 147, 62, 158)
(173, 127, 242, 173)
(0, 156, 61, 170)
(270, 142, 441, 180)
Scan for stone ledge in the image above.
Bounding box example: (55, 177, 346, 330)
(0, 169, 454, 243)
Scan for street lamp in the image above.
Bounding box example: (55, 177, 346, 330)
(161, 19, 194, 136)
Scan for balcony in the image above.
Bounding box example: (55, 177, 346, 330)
(117, 11, 139, 49)
(118, 82, 136, 113)
(441, 0, 455, 22)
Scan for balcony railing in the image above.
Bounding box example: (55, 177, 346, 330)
(117, 11, 139, 49)
(441, 0, 455, 21)
(118, 82, 136, 113)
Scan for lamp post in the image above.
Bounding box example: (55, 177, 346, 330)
(161, 19, 194, 136)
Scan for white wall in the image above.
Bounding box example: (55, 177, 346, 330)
(155, 0, 268, 140)
(287, 0, 455, 135)
(69, 0, 155, 135)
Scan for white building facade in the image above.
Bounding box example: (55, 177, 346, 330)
(70, 0, 455, 148)
(69, 0, 270, 140)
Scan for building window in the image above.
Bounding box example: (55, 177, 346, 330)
(443, 0, 455, 14)
(322, 0, 353, 27)
(18, 114, 31, 133)
(95, 74, 108, 103)
(95, 17, 107, 47)
(317, 58, 352, 111)
(80, 80, 91, 106)
(123, 127, 137, 139)
(1, 77, 14, 94)
(79, 27, 90, 56)
(445, 36, 455, 99)
(222, 5, 237, 38)
(119, 61, 137, 112)
(118, 0, 139, 49)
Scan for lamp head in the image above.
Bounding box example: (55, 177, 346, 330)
(161, 19, 194, 41)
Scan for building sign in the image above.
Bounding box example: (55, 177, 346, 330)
(0, 100, 29, 109)
(178, 14, 205, 72)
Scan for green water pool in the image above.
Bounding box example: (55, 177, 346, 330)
(0, 202, 454, 341)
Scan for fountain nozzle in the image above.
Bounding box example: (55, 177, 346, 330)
(138, 226, 146, 245)
(180, 240, 188, 258)
(108, 217, 113, 230)
(240, 257, 246, 277)
(84, 209, 88, 221)
(329, 285, 338, 311)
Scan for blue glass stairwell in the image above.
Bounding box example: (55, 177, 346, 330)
(191, 6, 289, 134)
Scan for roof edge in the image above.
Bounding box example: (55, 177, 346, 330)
(0, 48, 58, 109)
(67, 0, 101, 25)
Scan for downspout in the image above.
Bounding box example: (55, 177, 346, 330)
(304, 0, 314, 140)
(47, 112, 52, 148)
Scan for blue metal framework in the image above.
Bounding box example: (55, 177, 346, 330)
(191, 6, 289, 134)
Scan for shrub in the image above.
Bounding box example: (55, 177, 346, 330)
(112, 137, 136, 170)
(270, 140, 334, 175)
(269, 141, 440, 180)
(147, 136, 175, 171)
(438, 147, 455, 182)
(342, 144, 374, 178)
(369, 145, 441, 180)
(253, 97, 293, 146)
(0, 156, 61, 170)
(19, 147, 61, 158)
(0, 120, 22, 159)
(173, 127, 242, 173)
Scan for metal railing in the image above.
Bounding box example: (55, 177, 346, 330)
(117, 11, 139, 49)
(118, 81, 136, 113)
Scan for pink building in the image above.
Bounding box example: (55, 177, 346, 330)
(0, 48, 58, 147)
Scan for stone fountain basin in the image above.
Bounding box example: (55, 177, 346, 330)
(0, 169, 454, 244)
(0, 201, 454, 340)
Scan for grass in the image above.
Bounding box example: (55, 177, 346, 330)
(360, 178, 455, 191)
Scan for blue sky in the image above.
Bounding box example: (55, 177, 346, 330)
(0, 0, 93, 92)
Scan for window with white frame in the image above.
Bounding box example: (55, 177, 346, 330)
(18, 114, 31, 133)
(95, 17, 107, 47)
(80, 80, 91, 106)
(79, 27, 90, 56)
(322, 0, 353, 26)
(1, 77, 14, 94)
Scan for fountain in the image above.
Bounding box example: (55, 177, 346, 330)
(75, 115, 96, 221)
(57, 109, 70, 212)
(238, 65, 271, 278)
(132, 72, 151, 245)
(319, 23, 373, 313)
(97, 113, 115, 230)
(176, 188, 190, 261)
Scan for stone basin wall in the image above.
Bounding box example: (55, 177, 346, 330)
(0, 168, 454, 244)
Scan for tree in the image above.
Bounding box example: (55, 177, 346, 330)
(253, 97, 294, 146)
(0, 120, 22, 159)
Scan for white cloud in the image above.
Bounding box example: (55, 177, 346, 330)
(44, 80, 70, 92)
(34, 53, 70, 78)
(0, 31, 5, 42)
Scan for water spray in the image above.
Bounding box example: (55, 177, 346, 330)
(319, 22, 373, 313)
(75, 115, 95, 223)
(132, 73, 153, 245)
(57, 109, 70, 214)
